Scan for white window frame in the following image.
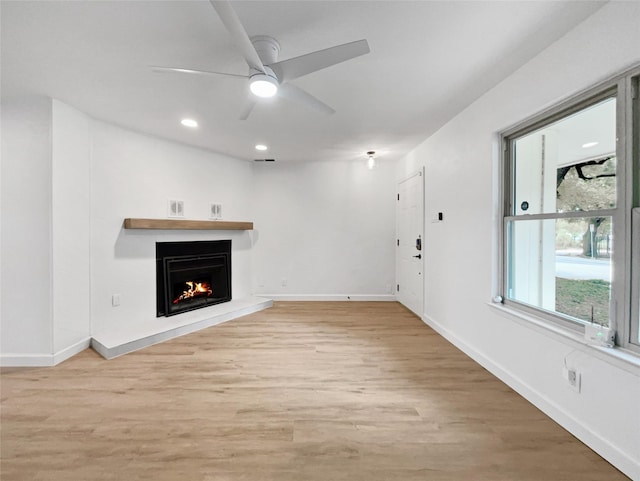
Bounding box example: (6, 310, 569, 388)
(498, 65, 639, 354)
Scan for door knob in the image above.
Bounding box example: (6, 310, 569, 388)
(412, 254, 422, 259)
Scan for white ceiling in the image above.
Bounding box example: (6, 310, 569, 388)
(1, 1, 605, 164)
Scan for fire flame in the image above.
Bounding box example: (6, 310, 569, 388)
(173, 281, 213, 304)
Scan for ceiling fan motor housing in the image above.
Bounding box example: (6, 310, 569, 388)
(249, 65, 278, 82)
(251, 36, 281, 65)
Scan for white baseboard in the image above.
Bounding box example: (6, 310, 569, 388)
(53, 338, 91, 365)
(0, 353, 55, 367)
(262, 294, 396, 302)
(1, 337, 91, 367)
(421, 313, 639, 481)
(2, 298, 274, 365)
(91, 296, 273, 359)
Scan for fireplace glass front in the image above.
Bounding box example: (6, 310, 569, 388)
(156, 240, 231, 317)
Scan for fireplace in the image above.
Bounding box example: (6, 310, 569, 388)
(156, 240, 231, 317)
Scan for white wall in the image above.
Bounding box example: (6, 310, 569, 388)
(51, 100, 92, 352)
(1, 102, 257, 360)
(1, 98, 94, 363)
(90, 121, 255, 335)
(397, 2, 640, 478)
(1, 96, 53, 357)
(2, 98, 398, 360)
(252, 158, 396, 300)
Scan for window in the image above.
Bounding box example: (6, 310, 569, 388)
(633, 207, 640, 345)
(500, 66, 639, 353)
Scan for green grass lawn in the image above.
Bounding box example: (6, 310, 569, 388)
(556, 277, 610, 325)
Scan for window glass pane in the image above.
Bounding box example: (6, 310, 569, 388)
(507, 217, 612, 326)
(637, 284, 640, 344)
(634, 209, 640, 345)
(513, 97, 616, 215)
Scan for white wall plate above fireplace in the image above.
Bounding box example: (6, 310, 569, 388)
(210, 203, 223, 220)
(167, 199, 184, 218)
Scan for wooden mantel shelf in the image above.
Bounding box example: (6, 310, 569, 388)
(124, 218, 253, 230)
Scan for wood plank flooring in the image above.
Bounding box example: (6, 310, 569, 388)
(1, 302, 627, 480)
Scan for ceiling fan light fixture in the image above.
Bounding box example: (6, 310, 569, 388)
(249, 73, 278, 98)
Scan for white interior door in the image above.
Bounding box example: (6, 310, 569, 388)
(397, 171, 424, 316)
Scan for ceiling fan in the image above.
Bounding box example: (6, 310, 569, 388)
(151, 0, 370, 120)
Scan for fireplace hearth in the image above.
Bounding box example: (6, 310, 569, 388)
(156, 240, 231, 317)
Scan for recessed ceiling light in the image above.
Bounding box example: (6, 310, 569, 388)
(181, 118, 198, 128)
(255, 144, 268, 151)
(582, 141, 598, 148)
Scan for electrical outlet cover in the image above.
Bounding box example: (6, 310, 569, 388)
(563, 366, 581, 393)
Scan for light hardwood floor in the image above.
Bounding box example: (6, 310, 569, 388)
(1, 302, 627, 480)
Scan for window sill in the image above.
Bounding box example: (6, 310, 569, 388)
(487, 302, 640, 376)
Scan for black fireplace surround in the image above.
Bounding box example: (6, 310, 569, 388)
(156, 240, 231, 317)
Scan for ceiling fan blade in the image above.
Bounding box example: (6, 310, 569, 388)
(238, 99, 256, 120)
(209, 0, 265, 73)
(279, 83, 335, 115)
(270, 39, 370, 83)
(150, 66, 247, 79)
